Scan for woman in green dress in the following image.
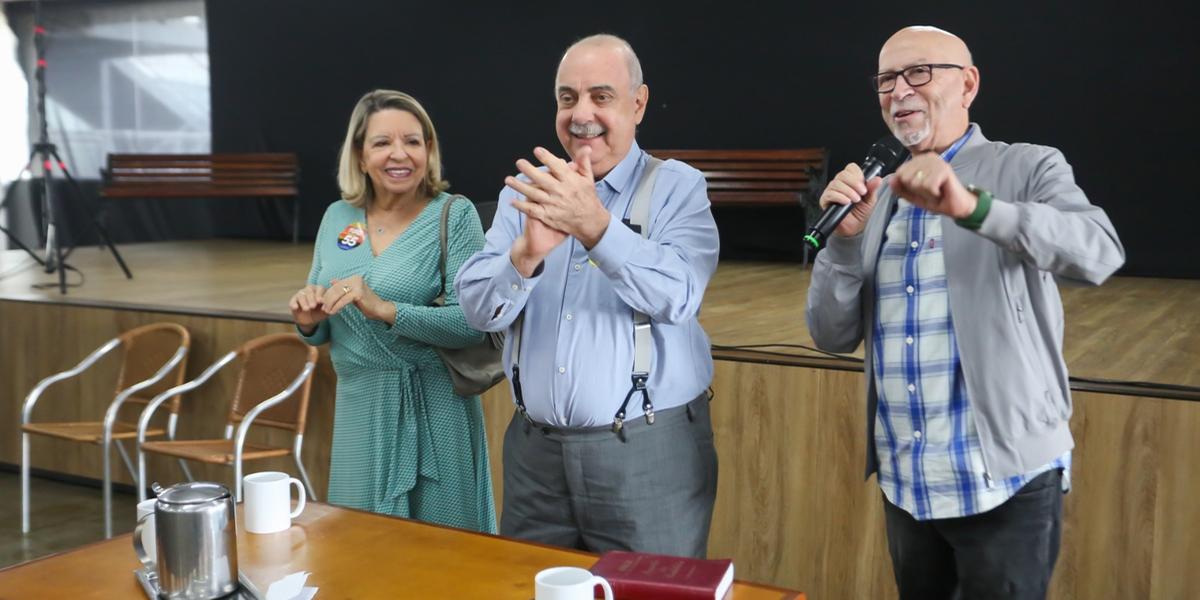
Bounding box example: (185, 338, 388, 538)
(288, 89, 495, 533)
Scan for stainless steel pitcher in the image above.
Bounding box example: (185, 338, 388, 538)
(133, 481, 239, 599)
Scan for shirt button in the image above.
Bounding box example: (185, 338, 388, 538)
(910, 241, 919, 249)
(906, 285, 915, 295)
(574, 264, 582, 271)
(906, 336, 914, 345)
(558, 367, 566, 374)
(511, 283, 519, 291)
(565, 313, 573, 321)
(907, 383, 916, 393)
(913, 430, 923, 440)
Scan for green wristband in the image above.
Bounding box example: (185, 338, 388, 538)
(957, 184, 993, 230)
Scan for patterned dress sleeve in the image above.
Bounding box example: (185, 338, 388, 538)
(298, 202, 333, 345)
(387, 197, 487, 349)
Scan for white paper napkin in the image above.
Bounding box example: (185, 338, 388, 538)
(265, 571, 318, 600)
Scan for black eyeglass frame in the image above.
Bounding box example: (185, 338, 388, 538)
(872, 63, 964, 93)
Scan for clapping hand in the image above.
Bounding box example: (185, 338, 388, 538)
(507, 146, 611, 249)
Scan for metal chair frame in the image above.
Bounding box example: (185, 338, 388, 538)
(136, 338, 318, 503)
(20, 325, 189, 538)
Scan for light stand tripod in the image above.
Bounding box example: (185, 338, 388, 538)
(0, 0, 131, 293)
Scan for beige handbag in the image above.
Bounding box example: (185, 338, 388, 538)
(431, 195, 505, 396)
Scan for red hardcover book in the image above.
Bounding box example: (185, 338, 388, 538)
(589, 551, 734, 600)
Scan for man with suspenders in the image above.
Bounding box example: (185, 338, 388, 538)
(456, 33, 720, 558)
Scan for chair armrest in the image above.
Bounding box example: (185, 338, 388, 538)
(102, 345, 188, 445)
(23, 337, 123, 426)
(136, 350, 237, 446)
(233, 361, 316, 451)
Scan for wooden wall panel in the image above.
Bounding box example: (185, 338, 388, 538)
(2, 300, 1197, 598)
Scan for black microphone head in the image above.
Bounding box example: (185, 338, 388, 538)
(861, 135, 910, 179)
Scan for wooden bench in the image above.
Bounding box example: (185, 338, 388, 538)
(645, 148, 829, 209)
(101, 153, 301, 242)
(645, 148, 830, 261)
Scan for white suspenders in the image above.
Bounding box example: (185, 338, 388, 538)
(510, 156, 665, 434)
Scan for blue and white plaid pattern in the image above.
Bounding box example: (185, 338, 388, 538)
(872, 199, 1069, 520)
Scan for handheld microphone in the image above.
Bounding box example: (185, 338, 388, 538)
(804, 136, 909, 249)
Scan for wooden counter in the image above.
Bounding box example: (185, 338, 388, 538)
(0, 502, 803, 599)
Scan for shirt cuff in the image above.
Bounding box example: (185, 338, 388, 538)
(587, 213, 640, 278)
(497, 249, 541, 296)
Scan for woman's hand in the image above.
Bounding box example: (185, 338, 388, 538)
(323, 275, 396, 325)
(289, 284, 329, 335)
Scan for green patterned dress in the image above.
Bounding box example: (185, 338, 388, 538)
(299, 192, 496, 533)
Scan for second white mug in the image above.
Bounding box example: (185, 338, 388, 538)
(535, 566, 613, 600)
(243, 471, 305, 534)
(136, 498, 157, 564)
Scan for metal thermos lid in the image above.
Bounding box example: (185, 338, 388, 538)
(157, 481, 231, 505)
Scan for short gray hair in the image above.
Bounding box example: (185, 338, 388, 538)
(562, 33, 644, 90)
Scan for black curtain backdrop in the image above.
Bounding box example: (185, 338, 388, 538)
(206, 1, 1199, 278)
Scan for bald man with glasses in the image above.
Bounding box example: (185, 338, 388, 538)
(806, 26, 1125, 599)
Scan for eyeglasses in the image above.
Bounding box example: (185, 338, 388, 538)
(872, 64, 964, 93)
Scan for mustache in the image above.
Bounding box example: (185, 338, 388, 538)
(891, 100, 926, 117)
(568, 122, 606, 137)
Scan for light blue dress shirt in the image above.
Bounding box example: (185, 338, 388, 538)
(455, 142, 719, 427)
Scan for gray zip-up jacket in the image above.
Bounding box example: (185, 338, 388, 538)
(806, 125, 1125, 481)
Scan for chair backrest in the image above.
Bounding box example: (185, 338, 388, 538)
(115, 323, 191, 414)
(474, 200, 498, 230)
(228, 333, 318, 433)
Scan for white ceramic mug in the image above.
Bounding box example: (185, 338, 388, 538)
(535, 567, 613, 600)
(136, 498, 158, 564)
(243, 471, 306, 534)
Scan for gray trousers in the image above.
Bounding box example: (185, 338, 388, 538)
(500, 395, 718, 558)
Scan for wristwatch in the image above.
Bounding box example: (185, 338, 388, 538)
(956, 184, 993, 230)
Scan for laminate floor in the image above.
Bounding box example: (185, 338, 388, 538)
(0, 471, 137, 569)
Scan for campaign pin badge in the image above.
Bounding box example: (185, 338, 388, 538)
(337, 222, 367, 250)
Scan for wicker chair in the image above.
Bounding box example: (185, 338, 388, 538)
(20, 323, 190, 538)
(136, 333, 319, 502)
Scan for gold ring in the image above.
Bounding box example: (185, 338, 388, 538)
(341, 285, 352, 294)
(914, 170, 925, 181)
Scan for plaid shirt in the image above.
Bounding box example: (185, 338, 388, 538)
(872, 191, 1069, 521)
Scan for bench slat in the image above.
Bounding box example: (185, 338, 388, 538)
(651, 149, 827, 160)
(685, 162, 824, 171)
(706, 181, 815, 191)
(102, 186, 298, 198)
(108, 175, 296, 184)
(699, 170, 813, 181)
(709, 191, 801, 206)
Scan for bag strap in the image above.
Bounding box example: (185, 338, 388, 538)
(436, 194, 464, 299)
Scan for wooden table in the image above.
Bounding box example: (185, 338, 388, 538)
(0, 502, 805, 599)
